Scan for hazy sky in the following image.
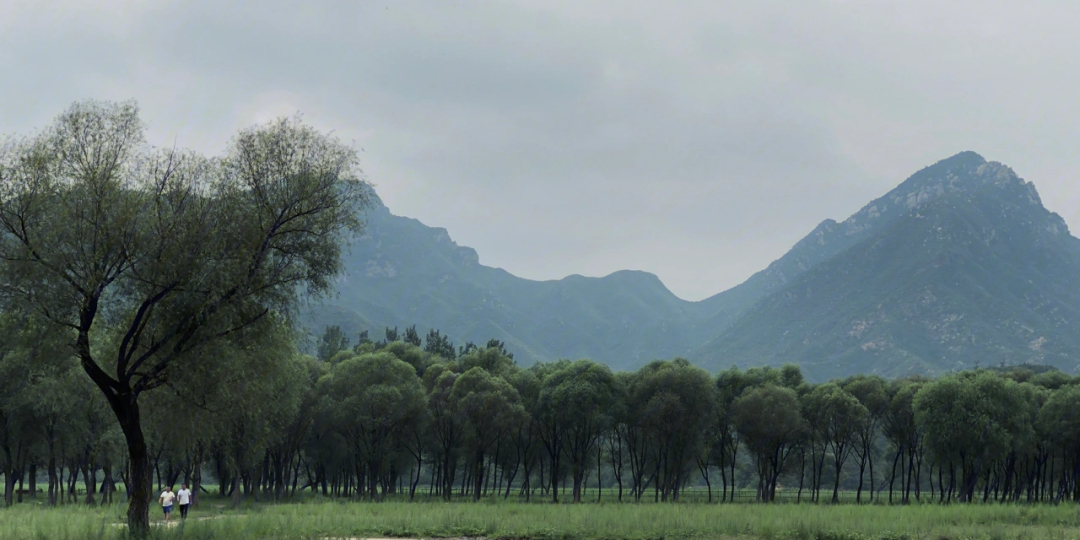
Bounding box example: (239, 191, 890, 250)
(4, 1, 1080, 301)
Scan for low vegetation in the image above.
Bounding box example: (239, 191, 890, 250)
(5, 499, 1080, 540)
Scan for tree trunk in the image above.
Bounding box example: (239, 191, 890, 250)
(597, 442, 603, 503)
(1, 441, 15, 507)
(473, 454, 484, 502)
(82, 464, 96, 505)
(571, 464, 584, 503)
(3, 462, 15, 507)
(550, 452, 560, 503)
(28, 463, 37, 499)
(832, 465, 841, 503)
(192, 451, 203, 507)
(856, 455, 866, 503)
(868, 448, 876, 503)
(47, 455, 58, 506)
(111, 394, 153, 537)
(888, 447, 901, 504)
(410, 459, 422, 500)
(797, 448, 805, 503)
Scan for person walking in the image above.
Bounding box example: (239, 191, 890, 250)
(177, 483, 192, 520)
(159, 486, 176, 523)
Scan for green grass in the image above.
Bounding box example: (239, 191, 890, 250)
(3, 499, 1080, 540)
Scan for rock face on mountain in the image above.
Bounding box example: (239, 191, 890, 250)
(304, 152, 1080, 380)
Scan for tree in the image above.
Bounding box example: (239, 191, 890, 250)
(800, 384, 830, 502)
(882, 379, 924, 504)
(450, 367, 523, 500)
(320, 351, 427, 499)
(381, 341, 432, 377)
(536, 359, 618, 502)
(1037, 385, 1080, 500)
(485, 339, 514, 360)
(0, 313, 73, 506)
(630, 359, 716, 502)
(0, 101, 367, 534)
(915, 372, 1037, 503)
(403, 325, 422, 347)
(457, 345, 515, 378)
(383, 327, 400, 344)
(356, 330, 372, 347)
(422, 363, 462, 500)
(25, 354, 86, 506)
(424, 328, 456, 360)
(733, 384, 805, 502)
(842, 375, 889, 503)
(803, 383, 868, 503)
(712, 367, 745, 503)
(200, 327, 306, 507)
(504, 368, 543, 500)
(317, 325, 350, 361)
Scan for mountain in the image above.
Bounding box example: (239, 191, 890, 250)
(302, 198, 708, 368)
(304, 152, 1080, 380)
(694, 153, 1080, 380)
(699, 152, 991, 325)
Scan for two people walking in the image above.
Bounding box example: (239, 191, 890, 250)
(158, 484, 193, 523)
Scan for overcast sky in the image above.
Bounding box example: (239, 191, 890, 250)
(3, 1, 1080, 301)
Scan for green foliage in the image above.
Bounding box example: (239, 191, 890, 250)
(316, 325, 350, 361)
(913, 371, 1040, 501)
(536, 359, 619, 501)
(403, 324, 422, 347)
(457, 345, 515, 377)
(452, 368, 524, 456)
(0, 99, 368, 531)
(733, 384, 805, 501)
(802, 383, 869, 502)
(318, 350, 427, 499)
(423, 328, 456, 360)
(1037, 384, 1080, 458)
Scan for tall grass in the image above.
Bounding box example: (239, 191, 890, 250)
(2, 500, 1080, 540)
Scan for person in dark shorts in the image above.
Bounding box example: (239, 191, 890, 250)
(158, 486, 175, 523)
(177, 483, 192, 519)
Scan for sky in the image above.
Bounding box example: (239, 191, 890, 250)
(3, 0, 1080, 301)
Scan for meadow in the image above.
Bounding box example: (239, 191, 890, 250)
(2, 498, 1080, 540)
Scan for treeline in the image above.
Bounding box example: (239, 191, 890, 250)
(3, 322, 1080, 508)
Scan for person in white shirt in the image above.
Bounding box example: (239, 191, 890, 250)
(158, 486, 175, 523)
(177, 483, 193, 519)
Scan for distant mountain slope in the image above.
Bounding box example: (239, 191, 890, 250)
(694, 158, 1080, 380)
(696, 151, 991, 329)
(302, 198, 707, 369)
(305, 152, 1080, 379)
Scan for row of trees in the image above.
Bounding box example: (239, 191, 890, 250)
(2, 100, 1079, 536)
(6, 320, 1080, 511)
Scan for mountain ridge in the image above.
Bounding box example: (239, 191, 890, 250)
(303, 152, 1080, 379)
(693, 157, 1080, 379)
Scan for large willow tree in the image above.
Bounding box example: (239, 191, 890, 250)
(0, 100, 367, 534)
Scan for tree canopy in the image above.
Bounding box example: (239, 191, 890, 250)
(0, 100, 368, 534)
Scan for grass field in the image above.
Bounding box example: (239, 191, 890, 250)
(2, 499, 1080, 540)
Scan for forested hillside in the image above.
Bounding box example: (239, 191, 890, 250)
(696, 158, 1080, 380)
(306, 152, 1080, 379)
(301, 196, 711, 367)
